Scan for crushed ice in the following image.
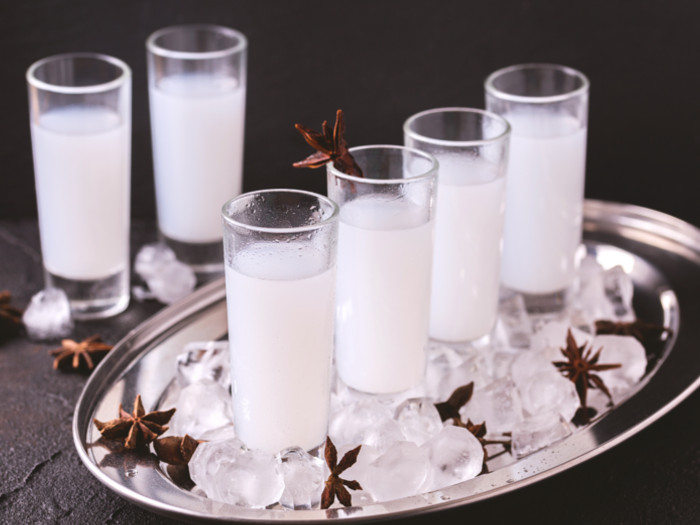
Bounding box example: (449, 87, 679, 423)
(156, 256, 658, 509)
(22, 287, 73, 341)
(133, 243, 196, 305)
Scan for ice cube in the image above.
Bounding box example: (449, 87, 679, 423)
(147, 260, 196, 304)
(134, 243, 177, 280)
(530, 321, 591, 354)
(189, 438, 284, 507)
(510, 347, 561, 389)
(394, 398, 443, 446)
(464, 378, 523, 433)
(518, 369, 580, 422)
(134, 243, 196, 304)
(497, 292, 532, 348)
(591, 334, 647, 396)
(177, 341, 230, 388)
(422, 426, 484, 490)
(603, 265, 635, 320)
(329, 399, 404, 453)
(424, 346, 490, 400)
(571, 256, 615, 328)
(511, 412, 572, 458)
(170, 382, 234, 438)
(22, 288, 73, 341)
(363, 441, 431, 501)
(337, 444, 380, 484)
(277, 447, 325, 510)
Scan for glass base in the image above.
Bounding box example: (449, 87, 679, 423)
(46, 267, 129, 320)
(429, 331, 493, 351)
(502, 286, 570, 315)
(161, 233, 223, 276)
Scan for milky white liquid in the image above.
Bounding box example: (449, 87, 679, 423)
(30, 106, 130, 280)
(430, 156, 506, 342)
(335, 198, 433, 394)
(225, 244, 335, 453)
(500, 111, 587, 294)
(150, 74, 246, 243)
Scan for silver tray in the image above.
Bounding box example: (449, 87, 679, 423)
(73, 200, 700, 523)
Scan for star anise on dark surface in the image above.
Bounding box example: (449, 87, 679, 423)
(93, 394, 176, 449)
(0, 290, 23, 342)
(434, 382, 474, 423)
(293, 109, 364, 177)
(153, 434, 202, 466)
(553, 329, 621, 424)
(321, 436, 363, 509)
(595, 319, 673, 345)
(49, 334, 113, 371)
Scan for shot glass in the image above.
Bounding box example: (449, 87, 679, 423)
(327, 145, 438, 394)
(27, 53, 131, 319)
(148, 24, 247, 274)
(404, 108, 510, 343)
(485, 64, 589, 310)
(222, 189, 339, 453)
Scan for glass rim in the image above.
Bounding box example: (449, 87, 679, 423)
(146, 24, 247, 60)
(403, 107, 511, 148)
(221, 188, 339, 235)
(484, 63, 590, 104)
(326, 144, 438, 185)
(26, 52, 131, 95)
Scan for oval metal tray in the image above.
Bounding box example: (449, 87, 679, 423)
(73, 200, 700, 523)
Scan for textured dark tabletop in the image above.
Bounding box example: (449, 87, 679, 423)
(1, 219, 700, 525)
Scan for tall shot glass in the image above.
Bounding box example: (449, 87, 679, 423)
(485, 64, 589, 311)
(404, 108, 510, 343)
(222, 189, 339, 453)
(327, 146, 438, 394)
(148, 25, 247, 274)
(27, 53, 131, 319)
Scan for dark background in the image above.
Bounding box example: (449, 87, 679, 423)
(2, 1, 700, 524)
(2, 0, 699, 226)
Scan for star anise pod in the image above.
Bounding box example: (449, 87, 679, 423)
(321, 436, 362, 509)
(49, 334, 113, 371)
(463, 419, 512, 472)
(553, 329, 621, 423)
(434, 382, 474, 423)
(93, 394, 176, 450)
(153, 434, 202, 466)
(595, 319, 673, 345)
(0, 290, 23, 341)
(293, 109, 364, 177)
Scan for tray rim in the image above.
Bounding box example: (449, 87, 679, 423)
(73, 199, 700, 523)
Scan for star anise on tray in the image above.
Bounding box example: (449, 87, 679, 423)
(463, 419, 512, 473)
(93, 394, 176, 450)
(321, 436, 363, 509)
(553, 329, 621, 424)
(293, 109, 364, 177)
(49, 334, 113, 371)
(0, 290, 23, 342)
(434, 382, 474, 423)
(595, 319, 673, 345)
(153, 434, 202, 466)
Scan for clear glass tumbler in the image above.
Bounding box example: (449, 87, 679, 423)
(27, 53, 131, 319)
(148, 24, 247, 274)
(404, 108, 511, 343)
(222, 189, 339, 453)
(327, 145, 438, 394)
(485, 63, 589, 311)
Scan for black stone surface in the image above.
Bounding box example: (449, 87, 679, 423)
(2, 220, 700, 524)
